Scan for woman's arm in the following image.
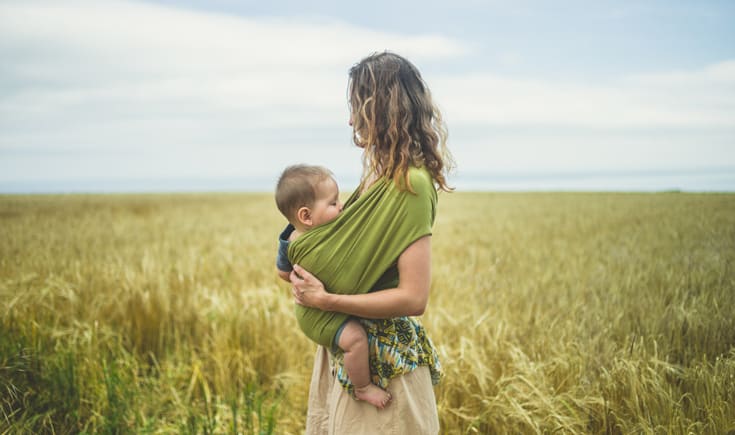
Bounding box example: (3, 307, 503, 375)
(290, 235, 431, 319)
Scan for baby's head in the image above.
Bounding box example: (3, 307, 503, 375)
(275, 164, 343, 232)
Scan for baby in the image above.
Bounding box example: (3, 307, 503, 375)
(274, 164, 391, 409)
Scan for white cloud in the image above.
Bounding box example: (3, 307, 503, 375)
(449, 128, 735, 175)
(626, 60, 735, 86)
(0, 0, 733, 190)
(0, 0, 468, 183)
(0, 0, 467, 141)
(432, 60, 735, 128)
(429, 61, 735, 175)
(0, 0, 466, 73)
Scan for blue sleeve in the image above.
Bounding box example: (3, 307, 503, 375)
(276, 224, 295, 272)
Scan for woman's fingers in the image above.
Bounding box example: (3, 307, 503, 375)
(291, 287, 304, 305)
(292, 264, 313, 281)
(289, 268, 303, 284)
(289, 264, 326, 309)
(289, 266, 311, 306)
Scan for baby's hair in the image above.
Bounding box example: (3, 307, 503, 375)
(275, 164, 335, 223)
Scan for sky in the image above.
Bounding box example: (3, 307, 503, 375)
(1, 0, 734, 192)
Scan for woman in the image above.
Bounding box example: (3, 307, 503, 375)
(289, 51, 453, 434)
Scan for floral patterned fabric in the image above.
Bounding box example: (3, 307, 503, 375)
(330, 316, 442, 395)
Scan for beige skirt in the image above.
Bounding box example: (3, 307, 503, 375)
(305, 346, 439, 435)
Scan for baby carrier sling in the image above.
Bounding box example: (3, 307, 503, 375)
(288, 167, 437, 348)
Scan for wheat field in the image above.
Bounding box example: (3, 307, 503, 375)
(1, 192, 734, 434)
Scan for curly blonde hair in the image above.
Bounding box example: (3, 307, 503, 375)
(348, 52, 454, 192)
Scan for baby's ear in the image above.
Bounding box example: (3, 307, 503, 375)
(296, 206, 312, 226)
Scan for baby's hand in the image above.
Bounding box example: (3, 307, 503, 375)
(276, 268, 291, 283)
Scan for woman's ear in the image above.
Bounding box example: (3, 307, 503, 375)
(296, 206, 312, 226)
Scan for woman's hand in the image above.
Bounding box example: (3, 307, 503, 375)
(290, 264, 331, 310)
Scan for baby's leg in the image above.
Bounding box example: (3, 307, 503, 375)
(337, 320, 392, 409)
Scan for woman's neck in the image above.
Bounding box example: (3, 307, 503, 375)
(359, 171, 379, 195)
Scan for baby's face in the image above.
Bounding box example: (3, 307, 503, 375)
(310, 177, 343, 227)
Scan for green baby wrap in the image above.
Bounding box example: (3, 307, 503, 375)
(288, 167, 437, 349)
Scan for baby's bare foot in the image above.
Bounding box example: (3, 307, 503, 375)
(354, 383, 392, 409)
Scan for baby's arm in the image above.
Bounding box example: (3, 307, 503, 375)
(277, 268, 291, 282)
(275, 224, 296, 283)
